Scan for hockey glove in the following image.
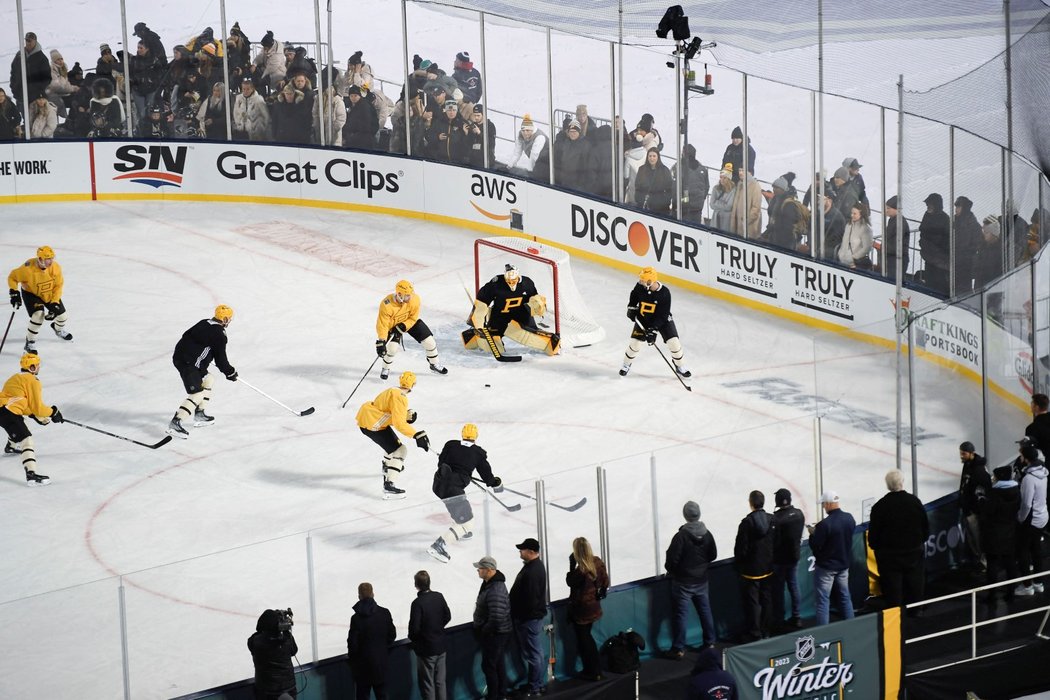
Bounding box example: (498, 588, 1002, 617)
(225, 369, 238, 382)
(395, 322, 408, 333)
(413, 430, 430, 452)
(45, 302, 62, 317)
(645, 329, 658, 345)
(9, 289, 21, 309)
(406, 408, 417, 424)
(375, 339, 387, 357)
(50, 406, 64, 423)
(626, 305, 637, 321)
(490, 476, 503, 492)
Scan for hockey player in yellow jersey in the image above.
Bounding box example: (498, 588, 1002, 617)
(1, 353, 64, 485)
(8, 246, 73, 353)
(375, 280, 447, 380)
(356, 370, 431, 499)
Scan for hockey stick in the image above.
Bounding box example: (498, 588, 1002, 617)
(63, 419, 173, 449)
(237, 378, 316, 416)
(341, 356, 381, 409)
(633, 318, 692, 392)
(0, 310, 15, 354)
(459, 276, 522, 363)
(499, 484, 588, 512)
(471, 477, 522, 512)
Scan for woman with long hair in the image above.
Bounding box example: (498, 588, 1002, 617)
(837, 203, 874, 269)
(566, 536, 610, 681)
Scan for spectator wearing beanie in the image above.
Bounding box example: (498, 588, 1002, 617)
(720, 125, 755, 182)
(664, 500, 718, 658)
(957, 441, 991, 572)
(252, 31, 286, 93)
(771, 488, 805, 629)
(883, 195, 910, 282)
(452, 50, 482, 104)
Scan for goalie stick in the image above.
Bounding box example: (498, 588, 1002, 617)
(470, 477, 522, 512)
(633, 318, 692, 392)
(458, 276, 522, 363)
(63, 419, 173, 449)
(499, 484, 588, 512)
(237, 378, 316, 416)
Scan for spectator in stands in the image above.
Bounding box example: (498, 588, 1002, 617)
(507, 115, 550, 183)
(624, 114, 661, 200)
(958, 441, 991, 573)
(344, 51, 374, 93)
(950, 196, 983, 292)
(830, 167, 860, 223)
(271, 78, 313, 145)
(808, 490, 856, 625)
(562, 104, 592, 141)
(129, 40, 164, 132)
(287, 47, 317, 87)
(979, 465, 1021, 604)
(721, 126, 755, 182)
(421, 61, 460, 102)
(1014, 443, 1047, 597)
(566, 537, 609, 682)
(232, 77, 271, 141)
(664, 500, 718, 659)
(710, 165, 736, 232)
(868, 470, 929, 609)
(365, 82, 395, 131)
(132, 23, 167, 67)
(883, 196, 910, 281)
(920, 193, 951, 294)
(820, 194, 847, 262)
(347, 582, 396, 700)
(634, 147, 674, 214)
(10, 32, 52, 113)
(63, 72, 96, 137)
(1020, 226, 1040, 264)
(473, 555, 512, 700)
(673, 144, 709, 224)
(1026, 394, 1050, 461)
(249, 32, 282, 96)
(314, 75, 347, 146)
(1001, 201, 1030, 269)
(463, 104, 495, 169)
(390, 85, 427, 155)
(509, 538, 547, 697)
(157, 45, 192, 107)
(86, 77, 126, 138)
(771, 488, 805, 630)
(171, 89, 202, 139)
(765, 173, 804, 251)
(409, 570, 451, 700)
(28, 93, 57, 139)
(837, 203, 874, 270)
(140, 102, 172, 139)
(842, 157, 867, 207)
(584, 124, 615, 199)
(971, 215, 1003, 288)
(802, 170, 827, 210)
(554, 118, 591, 190)
(734, 490, 775, 642)
(45, 50, 75, 118)
(194, 44, 223, 98)
(95, 43, 118, 81)
(0, 88, 24, 140)
(731, 168, 763, 237)
(452, 51, 482, 104)
(685, 646, 737, 700)
(196, 82, 226, 140)
(424, 98, 464, 162)
(247, 609, 298, 700)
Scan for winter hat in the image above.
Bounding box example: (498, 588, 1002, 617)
(774, 488, 792, 507)
(348, 50, 363, 65)
(133, 22, 148, 36)
(419, 59, 433, 71)
(1021, 444, 1040, 461)
(521, 114, 534, 129)
(50, 49, 63, 61)
(842, 157, 861, 169)
(473, 103, 484, 113)
(261, 31, 274, 48)
(100, 43, 112, 54)
(885, 195, 900, 210)
(637, 113, 654, 131)
(959, 441, 976, 453)
(456, 51, 471, 63)
(69, 62, 83, 79)
(720, 163, 734, 179)
(924, 192, 943, 208)
(772, 176, 789, 192)
(347, 84, 361, 95)
(25, 32, 37, 42)
(954, 195, 973, 210)
(832, 167, 849, 182)
(567, 118, 581, 132)
(993, 465, 1013, 481)
(256, 609, 281, 633)
(731, 125, 743, 139)
(443, 100, 459, 112)
(682, 501, 701, 522)
(427, 62, 441, 74)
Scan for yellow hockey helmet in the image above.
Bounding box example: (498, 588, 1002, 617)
(214, 304, 234, 325)
(37, 245, 55, 260)
(399, 370, 417, 390)
(639, 266, 659, 285)
(462, 423, 478, 441)
(20, 352, 40, 373)
(395, 279, 414, 296)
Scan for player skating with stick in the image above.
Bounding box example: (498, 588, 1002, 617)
(375, 280, 448, 379)
(620, 267, 691, 380)
(1, 353, 62, 485)
(166, 305, 238, 438)
(8, 246, 73, 354)
(356, 370, 430, 500)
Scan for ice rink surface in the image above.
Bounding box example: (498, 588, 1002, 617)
(0, 200, 993, 697)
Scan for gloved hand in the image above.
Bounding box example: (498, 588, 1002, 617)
(406, 408, 417, 424)
(395, 322, 408, 333)
(645, 329, 657, 345)
(45, 302, 62, 317)
(375, 339, 387, 357)
(9, 289, 21, 309)
(491, 476, 503, 492)
(225, 369, 238, 382)
(413, 430, 430, 452)
(626, 305, 638, 321)
(50, 406, 64, 423)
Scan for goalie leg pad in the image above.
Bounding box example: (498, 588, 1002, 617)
(462, 327, 482, 350)
(505, 320, 559, 355)
(470, 300, 490, 329)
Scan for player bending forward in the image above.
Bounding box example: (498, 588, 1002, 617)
(1, 353, 64, 485)
(356, 370, 430, 499)
(167, 305, 238, 438)
(375, 279, 447, 380)
(620, 267, 691, 378)
(8, 246, 73, 353)
(462, 264, 560, 357)
(427, 423, 502, 563)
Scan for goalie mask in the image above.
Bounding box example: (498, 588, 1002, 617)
(504, 264, 520, 289)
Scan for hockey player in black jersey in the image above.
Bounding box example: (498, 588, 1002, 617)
(462, 264, 560, 357)
(620, 267, 690, 378)
(167, 305, 238, 438)
(426, 423, 503, 563)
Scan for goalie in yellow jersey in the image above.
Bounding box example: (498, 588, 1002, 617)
(375, 280, 447, 380)
(8, 246, 73, 354)
(355, 370, 430, 500)
(461, 264, 560, 359)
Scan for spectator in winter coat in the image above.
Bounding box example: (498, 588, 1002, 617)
(347, 582, 396, 700)
(463, 104, 495, 169)
(771, 489, 805, 629)
(45, 50, 76, 117)
(425, 99, 466, 162)
(673, 144, 710, 224)
(883, 195, 910, 281)
(821, 195, 847, 261)
(624, 114, 661, 200)
(10, 33, 52, 112)
(685, 646, 738, 700)
(831, 167, 861, 223)
(171, 90, 202, 140)
(285, 47, 317, 88)
(314, 84, 347, 146)
(837, 203, 874, 269)
(28, 94, 57, 139)
(132, 22, 168, 67)
(764, 174, 802, 250)
(634, 147, 674, 214)
(473, 555, 512, 700)
(0, 89, 24, 140)
(129, 41, 165, 133)
(665, 501, 718, 658)
(271, 80, 312, 145)
(734, 490, 775, 642)
(196, 82, 227, 140)
(86, 78, 125, 138)
(420, 61, 460, 103)
(224, 27, 252, 92)
(366, 84, 396, 130)
(979, 465, 1021, 603)
(842, 157, 867, 207)
(808, 490, 856, 625)
(958, 441, 991, 572)
(408, 571, 451, 700)
(343, 85, 379, 150)
(1014, 444, 1048, 597)
(507, 115, 549, 183)
(919, 192, 951, 294)
(721, 126, 755, 182)
(710, 165, 736, 232)
(867, 470, 929, 608)
(452, 51, 482, 104)
(1026, 393, 1050, 461)
(509, 538, 548, 697)
(253, 32, 286, 94)
(95, 43, 118, 81)
(232, 78, 271, 141)
(731, 171, 764, 237)
(566, 537, 609, 682)
(583, 124, 614, 199)
(139, 102, 172, 139)
(554, 119, 591, 191)
(342, 51, 374, 94)
(1001, 204, 1030, 269)
(953, 196, 983, 292)
(247, 609, 298, 700)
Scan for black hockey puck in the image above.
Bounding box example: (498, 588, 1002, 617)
(484, 384, 491, 387)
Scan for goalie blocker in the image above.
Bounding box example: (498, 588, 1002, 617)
(462, 265, 560, 357)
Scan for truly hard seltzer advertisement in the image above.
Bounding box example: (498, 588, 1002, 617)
(724, 615, 882, 700)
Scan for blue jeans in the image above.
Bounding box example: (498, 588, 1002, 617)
(513, 618, 545, 691)
(671, 580, 716, 650)
(773, 562, 801, 620)
(814, 566, 854, 626)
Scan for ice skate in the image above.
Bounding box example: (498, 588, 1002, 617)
(166, 416, 190, 439)
(426, 537, 451, 563)
(25, 470, 50, 486)
(4, 441, 18, 455)
(382, 479, 406, 500)
(675, 365, 692, 378)
(428, 363, 448, 375)
(24, 339, 36, 353)
(51, 322, 73, 341)
(380, 367, 390, 380)
(193, 408, 215, 427)
(619, 363, 631, 377)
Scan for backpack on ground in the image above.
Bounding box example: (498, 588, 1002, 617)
(601, 629, 645, 674)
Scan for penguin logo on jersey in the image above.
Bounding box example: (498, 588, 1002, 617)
(113, 145, 188, 189)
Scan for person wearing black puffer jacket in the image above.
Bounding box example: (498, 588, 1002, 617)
(247, 608, 298, 699)
(734, 490, 776, 642)
(664, 500, 718, 659)
(347, 582, 396, 700)
(473, 555, 512, 700)
(978, 465, 1021, 604)
(771, 489, 805, 629)
(409, 570, 451, 700)
(958, 441, 991, 572)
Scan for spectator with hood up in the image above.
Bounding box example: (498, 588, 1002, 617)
(673, 144, 709, 224)
(685, 646, 738, 700)
(919, 192, 951, 294)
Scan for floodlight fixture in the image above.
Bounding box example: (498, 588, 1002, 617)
(656, 5, 691, 41)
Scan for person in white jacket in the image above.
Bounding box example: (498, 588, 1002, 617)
(46, 50, 76, 117)
(232, 78, 271, 141)
(252, 31, 286, 93)
(313, 84, 347, 146)
(1014, 443, 1048, 597)
(28, 93, 57, 139)
(837, 203, 874, 269)
(507, 114, 548, 180)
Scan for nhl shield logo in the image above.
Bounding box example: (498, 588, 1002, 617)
(795, 635, 816, 662)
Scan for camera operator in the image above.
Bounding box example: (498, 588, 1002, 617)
(247, 608, 299, 699)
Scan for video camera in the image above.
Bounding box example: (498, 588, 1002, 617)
(275, 607, 294, 633)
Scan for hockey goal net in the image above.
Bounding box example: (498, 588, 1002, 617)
(474, 237, 605, 347)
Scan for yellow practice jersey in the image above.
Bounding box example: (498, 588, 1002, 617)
(376, 294, 420, 339)
(8, 259, 65, 303)
(355, 387, 414, 437)
(0, 372, 53, 418)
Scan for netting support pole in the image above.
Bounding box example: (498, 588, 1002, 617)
(535, 479, 551, 607)
(895, 74, 905, 473)
(813, 416, 824, 516)
(478, 12, 490, 168)
(1001, 147, 1010, 270)
(597, 465, 610, 581)
(617, 0, 624, 204)
(326, 1, 334, 145)
(609, 42, 618, 202)
(312, 0, 326, 146)
(14, 0, 30, 140)
(400, 0, 412, 156)
(809, 91, 817, 260)
(649, 452, 661, 577)
(880, 107, 886, 273)
(980, 292, 990, 454)
(306, 533, 319, 663)
(741, 74, 749, 239)
(907, 318, 919, 496)
(949, 127, 956, 295)
(483, 496, 492, 558)
(119, 0, 134, 138)
(220, 0, 233, 141)
(675, 43, 684, 222)
(546, 28, 555, 186)
(816, 0, 825, 258)
(118, 576, 132, 700)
